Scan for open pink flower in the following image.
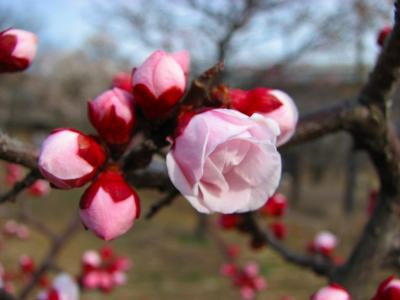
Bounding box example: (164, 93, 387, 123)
(229, 88, 298, 145)
(311, 283, 351, 300)
(38, 129, 106, 189)
(167, 108, 281, 214)
(79, 170, 140, 241)
(372, 276, 400, 300)
(132, 50, 186, 119)
(88, 88, 136, 145)
(0, 28, 37, 73)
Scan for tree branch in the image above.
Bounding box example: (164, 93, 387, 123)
(145, 188, 179, 219)
(0, 132, 38, 169)
(0, 170, 41, 204)
(18, 215, 81, 300)
(240, 213, 334, 276)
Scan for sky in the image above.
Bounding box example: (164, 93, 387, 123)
(0, 0, 393, 67)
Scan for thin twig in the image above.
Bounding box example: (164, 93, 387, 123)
(241, 213, 334, 276)
(0, 170, 41, 204)
(145, 189, 179, 219)
(18, 214, 81, 300)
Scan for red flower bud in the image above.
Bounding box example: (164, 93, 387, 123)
(372, 276, 400, 300)
(132, 50, 187, 119)
(88, 88, 136, 145)
(0, 28, 37, 72)
(229, 88, 298, 145)
(112, 72, 132, 93)
(19, 254, 35, 274)
(218, 214, 240, 230)
(260, 193, 287, 217)
(269, 221, 287, 240)
(28, 180, 50, 197)
(38, 129, 106, 189)
(79, 170, 140, 241)
(377, 26, 392, 47)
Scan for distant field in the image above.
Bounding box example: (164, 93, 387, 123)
(0, 172, 390, 299)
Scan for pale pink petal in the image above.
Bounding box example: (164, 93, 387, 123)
(39, 130, 93, 180)
(171, 50, 190, 78)
(80, 188, 136, 241)
(153, 54, 185, 97)
(263, 90, 298, 146)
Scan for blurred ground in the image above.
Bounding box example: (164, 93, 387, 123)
(0, 165, 390, 300)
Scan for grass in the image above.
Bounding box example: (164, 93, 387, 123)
(0, 171, 392, 299)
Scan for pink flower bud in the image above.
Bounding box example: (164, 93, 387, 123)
(372, 276, 400, 300)
(38, 129, 107, 189)
(79, 170, 140, 241)
(88, 88, 136, 145)
(3, 220, 18, 236)
(112, 271, 127, 286)
(52, 273, 79, 300)
(82, 271, 100, 289)
(132, 50, 186, 119)
(112, 72, 132, 93)
(311, 283, 351, 300)
(171, 50, 190, 80)
(98, 271, 113, 293)
(0, 28, 37, 72)
(19, 254, 35, 274)
(5, 163, 24, 186)
(16, 224, 30, 240)
(313, 231, 338, 257)
(167, 108, 281, 214)
(241, 287, 256, 300)
(220, 263, 237, 277)
(28, 180, 50, 197)
(377, 26, 392, 47)
(82, 250, 101, 272)
(229, 88, 298, 146)
(260, 193, 288, 216)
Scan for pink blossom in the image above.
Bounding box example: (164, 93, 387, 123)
(19, 254, 35, 274)
(38, 129, 106, 189)
(262, 90, 298, 145)
(260, 192, 288, 216)
(16, 224, 30, 240)
(88, 88, 136, 145)
(82, 271, 101, 289)
(171, 50, 190, 79)
(82, 250, 101, 271)
(132, 50, 186, 119)
(79, 170, 140, 240)
(311, 284, 351, 300)
(229, 88, 298, 145)
(38, 273, 79, 300)
(312, 231, 338, 257)
(167, 108, 281, 214)
(5, 163, 23, 186)
(0, 28, 37, 72)
(29, 180, 50, 197)
(372, 276, 400, 300)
